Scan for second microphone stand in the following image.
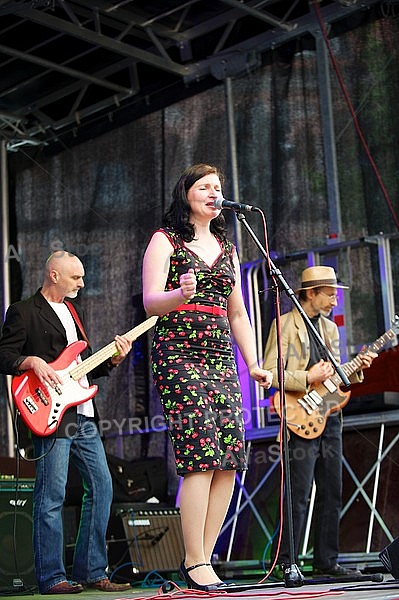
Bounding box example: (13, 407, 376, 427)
(234, 210, 350, 587)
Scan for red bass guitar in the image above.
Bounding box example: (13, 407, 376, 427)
(12, 315, 158, 436)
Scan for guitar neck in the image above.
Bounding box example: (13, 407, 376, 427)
(69, 315, 158, 381)
(330, 327, 396, 387)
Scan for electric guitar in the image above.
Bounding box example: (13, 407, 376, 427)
(12, 315, 158, 436)
(272, 316, 399, 440)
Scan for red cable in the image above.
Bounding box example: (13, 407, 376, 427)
(122, 580, 346, 598)
(313, 1, 399, 231)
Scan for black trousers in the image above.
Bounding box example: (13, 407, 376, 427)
(275, 412, 342, 569)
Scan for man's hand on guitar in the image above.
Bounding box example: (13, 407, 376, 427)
(359, 349, 377, 370)
(108, 334, 133, 367)
(307, 359, 335, 385)
(20, 355, 64, 388)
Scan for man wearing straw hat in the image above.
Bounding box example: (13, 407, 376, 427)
(264, 266, 376, 579)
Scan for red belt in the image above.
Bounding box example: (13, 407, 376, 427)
(175, 303, 227, 317)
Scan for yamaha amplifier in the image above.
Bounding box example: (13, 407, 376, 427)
(107, 505, 184, 574)
(0, 478, 36, 589)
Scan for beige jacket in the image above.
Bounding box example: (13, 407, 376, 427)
(263, 307, 362, 393)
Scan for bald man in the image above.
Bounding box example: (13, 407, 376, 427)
(0, 251, 132, 594)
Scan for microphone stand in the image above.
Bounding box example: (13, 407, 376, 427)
(234, 210, 350, 588)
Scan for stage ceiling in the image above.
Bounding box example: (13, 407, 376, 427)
(0, 0, 384, 152)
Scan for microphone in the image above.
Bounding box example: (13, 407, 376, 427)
(213, 197, 258, 212)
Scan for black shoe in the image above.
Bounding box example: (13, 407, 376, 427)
(313, 563, 362, 577)
(179, 561, 227, 591)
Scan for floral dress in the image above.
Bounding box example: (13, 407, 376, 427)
(151, 228, 247, 476)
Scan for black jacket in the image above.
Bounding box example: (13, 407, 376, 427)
(0, 289, 110, 436)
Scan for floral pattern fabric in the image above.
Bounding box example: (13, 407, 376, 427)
(151, 228, 247, 475)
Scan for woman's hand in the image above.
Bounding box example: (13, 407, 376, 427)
(179, 268, 197, 300)
(250, 367, 273, 389)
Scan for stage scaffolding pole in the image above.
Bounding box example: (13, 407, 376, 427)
(1, 140, 14, 457)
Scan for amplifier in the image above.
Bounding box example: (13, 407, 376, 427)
(107, 505, 184, 574)
(0, 478, 36, 589)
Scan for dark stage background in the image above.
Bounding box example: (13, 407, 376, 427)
(1, 9, 399, 520)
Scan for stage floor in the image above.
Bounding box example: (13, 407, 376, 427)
(4, 574, 399, 600)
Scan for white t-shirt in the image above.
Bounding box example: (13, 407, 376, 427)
(48, 301, 94, 417)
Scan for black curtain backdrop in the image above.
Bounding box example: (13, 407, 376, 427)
(2, 14, 399, 489)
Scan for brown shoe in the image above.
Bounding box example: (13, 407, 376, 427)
(87, 578, 131, 592)
(44, 581, 84, 594)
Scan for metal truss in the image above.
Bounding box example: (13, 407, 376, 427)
(0, 0, 381, 149)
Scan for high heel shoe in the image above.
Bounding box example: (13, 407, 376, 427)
(179, 561, 227, 591)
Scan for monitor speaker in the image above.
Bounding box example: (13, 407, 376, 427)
(0, 479, 36, 590)
(379, 537, 399, 579)
(107, 505, 184, 575)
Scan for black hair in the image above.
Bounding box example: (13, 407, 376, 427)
(162, 163, 227, 243)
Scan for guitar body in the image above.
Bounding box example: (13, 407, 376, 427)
(271, 319, 399, 440)
(12, 341, 98, 437)
(273, 385, 351, 440)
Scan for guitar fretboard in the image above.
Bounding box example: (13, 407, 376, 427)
(69, 315, 158, 381)
(330, 328, 396, 388)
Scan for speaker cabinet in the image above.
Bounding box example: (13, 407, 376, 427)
(0, 479, 36, 589)
(379, 537, 399, 579)
(107, 504, 184, 574)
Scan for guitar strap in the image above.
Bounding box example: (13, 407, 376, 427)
(304, 315, 329, 364)
(64, 300, 90, 345)
(320, 316, 344, 424)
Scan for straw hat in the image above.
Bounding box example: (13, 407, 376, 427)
(295, 266, 349, 292)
